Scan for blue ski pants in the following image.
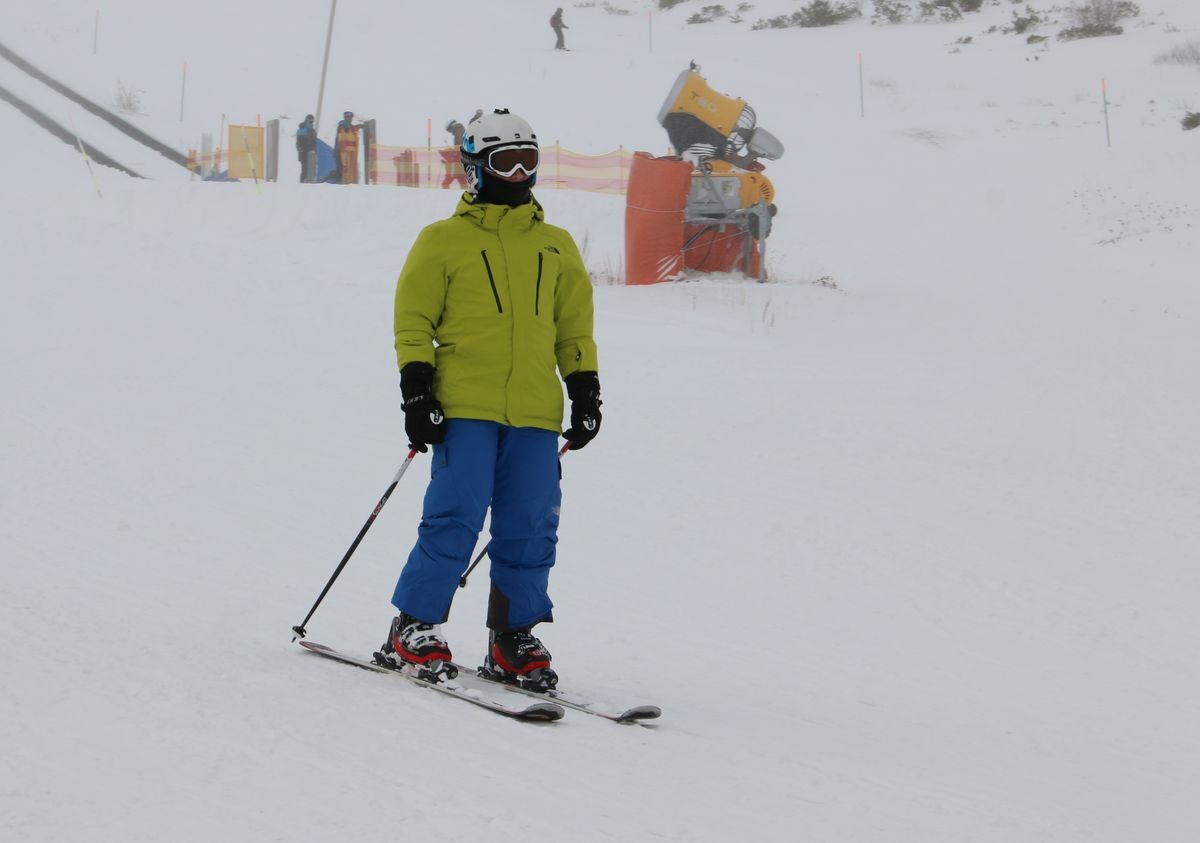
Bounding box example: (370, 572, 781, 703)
(391, 419, 562, 630)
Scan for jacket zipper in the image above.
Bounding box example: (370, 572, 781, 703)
(480, 250, 503, 313)
(535, 252, 543, 316)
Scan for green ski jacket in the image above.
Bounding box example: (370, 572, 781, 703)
(393, 194, 599, 432)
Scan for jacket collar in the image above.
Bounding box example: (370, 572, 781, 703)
(455, 193, 544, 231)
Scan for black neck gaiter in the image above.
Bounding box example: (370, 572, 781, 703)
(476, 177, 533, 207)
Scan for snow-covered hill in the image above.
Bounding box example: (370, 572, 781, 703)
(2, 2, 1199, 841)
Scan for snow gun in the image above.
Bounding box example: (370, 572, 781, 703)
(625, 64, 784, 284)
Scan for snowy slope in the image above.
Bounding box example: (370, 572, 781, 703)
(3, 2, 1200, 841)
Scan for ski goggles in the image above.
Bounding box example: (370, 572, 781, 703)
(484, 143, 539, 181)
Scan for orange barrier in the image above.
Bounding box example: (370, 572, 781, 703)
(370, 143, 632, 193)
(624, 152, 694, 286)
(538, 146, 630, 193)
(187, 148, 227, 176)
(684, 223, 762, 278)
(438, 148, 467, 189)
(190, 135, 634, 192)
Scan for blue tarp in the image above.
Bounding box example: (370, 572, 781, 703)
(316, 138, 337, 182)
(201, 138, 338, 183)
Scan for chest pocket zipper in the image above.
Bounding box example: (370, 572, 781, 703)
(480, 250, 503, 313)
(535, 252, 543, 316)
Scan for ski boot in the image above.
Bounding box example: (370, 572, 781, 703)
(480, 628, 558, 692)
(375, 613, 458, 681)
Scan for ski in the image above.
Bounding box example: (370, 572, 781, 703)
(297, 641, 564, 722)
(463, 662, 661, 724)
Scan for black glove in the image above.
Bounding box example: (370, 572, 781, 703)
(400, 362, 446, 453)
(562, 371, 602, 450)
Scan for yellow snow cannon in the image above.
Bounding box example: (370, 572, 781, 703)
(656, 66, 784, 170)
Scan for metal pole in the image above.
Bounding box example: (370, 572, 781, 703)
(858, 52, 865, 118)
(1102, 78, 1111, 148)
(363, 118, 374, 184)
(292, 450, 419, 640)
(266, 119, 280, 182)
(314, 0, 337, 139)
(179, 61, 187, 121)
(200, 132, 212, 178)
(93, 8, 99, 55)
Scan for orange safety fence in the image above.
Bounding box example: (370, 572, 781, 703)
(370, 143, 632, 194)
(187, 148, 227, 175)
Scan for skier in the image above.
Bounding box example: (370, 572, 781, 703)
(296, 114, 316, 183)
(550, 8, 568, 51)
(378, 108, 602, 691)
(334, 110, 362, 184)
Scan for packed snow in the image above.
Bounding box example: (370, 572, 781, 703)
(2, 1, 1198, 841)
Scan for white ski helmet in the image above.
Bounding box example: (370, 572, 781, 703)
(461, 108, 539, 193)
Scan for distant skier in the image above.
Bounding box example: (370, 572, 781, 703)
(550, 8, 568, 51)
(445, 118, 466, 148)
(378, 108, 601, 691)
(296, 114, 316, 183)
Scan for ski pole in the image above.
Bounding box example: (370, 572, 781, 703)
(457, 543, 490, 590)
(458, 441, 571, 589)
(291, 449, 418, 641)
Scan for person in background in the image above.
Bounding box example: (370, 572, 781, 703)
(335, 111, 362, 184)
(441, 118, 469, 189)
(296, 114, 316, 183)
(550, 8, 568, 51)
(378, 108, 602, 692)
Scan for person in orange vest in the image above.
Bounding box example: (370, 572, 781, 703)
(441, 118, 468, 188)
(335, 110, 362, 184)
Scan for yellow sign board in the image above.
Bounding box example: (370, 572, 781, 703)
(228, 125, 264, 180)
